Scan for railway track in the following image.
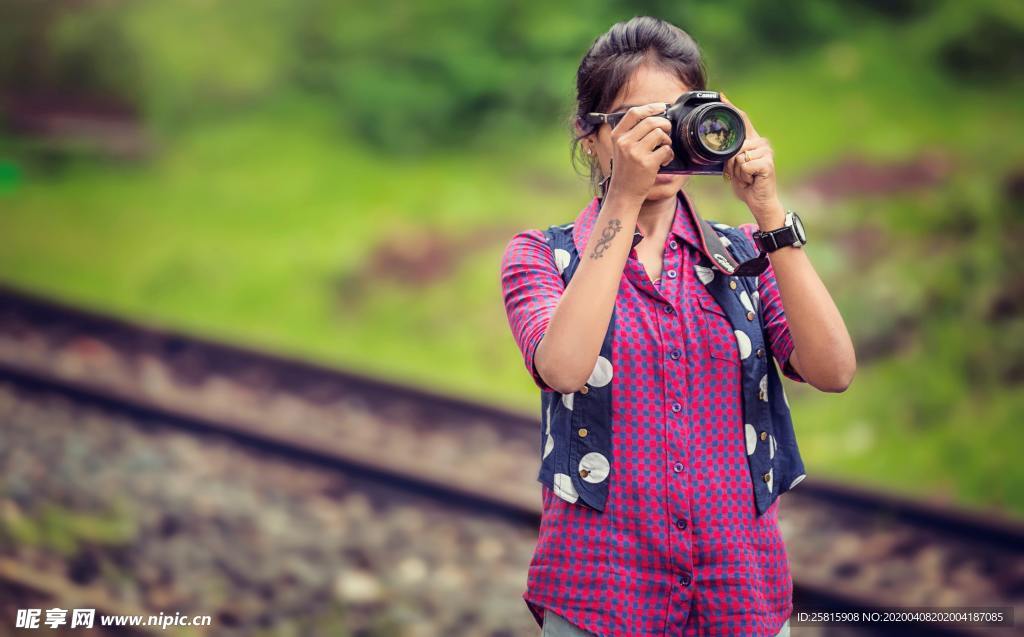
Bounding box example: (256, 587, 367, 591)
(0, 283, 1021, 636)
(0, 376, 542, 636)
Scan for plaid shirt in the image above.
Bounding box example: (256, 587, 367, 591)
(500, 192, 806, 636)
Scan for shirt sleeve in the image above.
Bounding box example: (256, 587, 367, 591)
(499, 229, 564, 392)
(738, 223, 806, 383)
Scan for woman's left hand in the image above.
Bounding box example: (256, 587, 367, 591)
(720, 94, 784, 224)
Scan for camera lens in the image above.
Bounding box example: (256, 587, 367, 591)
(697, 108, 742, 153)
(677, 103, 745, 165)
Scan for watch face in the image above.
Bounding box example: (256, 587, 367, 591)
(792, 213, 806, 243)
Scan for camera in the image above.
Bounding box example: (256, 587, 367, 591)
(659, 91, 745, 175)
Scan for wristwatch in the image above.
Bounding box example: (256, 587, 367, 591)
(752, 210, 807, 253)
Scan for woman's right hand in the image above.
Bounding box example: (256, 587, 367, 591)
(606, 102, 675, 201)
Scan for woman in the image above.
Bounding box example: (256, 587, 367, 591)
(500, 16, 856, 637)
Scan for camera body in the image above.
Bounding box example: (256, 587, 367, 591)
(659, 91, 746, 175)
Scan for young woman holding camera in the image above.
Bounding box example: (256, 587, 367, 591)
(500, 15, 855, 637)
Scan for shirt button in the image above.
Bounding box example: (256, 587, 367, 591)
(746, 310, 755, 321)
(671, 403, 682, 413)
(579, 385, 589, 394)
(729, 280, 737, 289)
(756, 348, 765, 358)
(669, 240, 678, 250)
(675, 518, 688, 530)
(664, 304, 675, 314)
(673, 462, 684, 473)
(670, 349, 681, 360)
(679, 571, 693, 586)
(666, 270, 677, 279)
(578, 427, 588, 438)
(759, 431, 768, 441)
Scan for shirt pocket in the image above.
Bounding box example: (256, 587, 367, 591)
(697, 291, 739, 363)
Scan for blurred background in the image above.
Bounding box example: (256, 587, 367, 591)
(0, 0, 1022, 635)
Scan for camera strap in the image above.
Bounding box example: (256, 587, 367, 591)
(678, 189, 770, 277)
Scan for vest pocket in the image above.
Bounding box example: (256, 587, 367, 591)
(697, 292, 739, 363)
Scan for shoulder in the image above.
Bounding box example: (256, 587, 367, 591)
(735, 222, 758, 237)
(702, 219, 760, 249)
(708, 220, 758, 241)
(500, 228, 554, 272)
(502, 228, 549, 257)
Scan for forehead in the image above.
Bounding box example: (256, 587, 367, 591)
(609, 62, 691, 111)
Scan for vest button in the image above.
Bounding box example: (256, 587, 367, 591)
(746, 311, 755, 321)
(729, 280, 737, 289)
(580, 468, 590, 478)
(579, 385, 589, 395)
(763, 472, 771, 483)
(756, 348, 765, 358)
(578, 427, 588, 438)
(759, 431, 768, 441)
(759, 389, 766, 401)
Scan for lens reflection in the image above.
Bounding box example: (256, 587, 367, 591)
(697, 109, 741, 153)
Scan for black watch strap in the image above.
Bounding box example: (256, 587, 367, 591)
(755, 225, 799, 252)
(754, 211, 805, 253)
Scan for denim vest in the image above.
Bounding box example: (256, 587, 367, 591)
(537, 212, 807, 517)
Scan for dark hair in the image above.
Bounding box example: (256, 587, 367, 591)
(571, 16, 708, 194)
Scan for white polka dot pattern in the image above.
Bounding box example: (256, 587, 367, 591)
(579, 452, 610, 483)
(745, 423, 757, 455)
(735, 329, 752, 359)
(588, 356, 613, 387)
(553, 472, 579, 503)
(554, 248, 571, 275)
(544, 402, 554, 459)
(739, 290, 754, 314)
(694, 263, 715, 284)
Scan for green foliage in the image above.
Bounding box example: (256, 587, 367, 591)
(8, 0, 1017, 152)
(0, 0, 1022, 516)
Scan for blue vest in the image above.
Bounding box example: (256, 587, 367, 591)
(536, 212, 807, 517)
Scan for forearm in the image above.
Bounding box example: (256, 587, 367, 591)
(756, 205, 857, 392)
(536, 190, 642, 392)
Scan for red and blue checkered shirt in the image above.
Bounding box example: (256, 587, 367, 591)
(500, 193, 805, 636)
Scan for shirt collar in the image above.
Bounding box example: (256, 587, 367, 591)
(571, 189, 705, 256)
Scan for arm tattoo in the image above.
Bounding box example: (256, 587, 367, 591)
(589, 218, 622, 260)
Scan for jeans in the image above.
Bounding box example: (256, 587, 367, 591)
(541, 609, 791, 637)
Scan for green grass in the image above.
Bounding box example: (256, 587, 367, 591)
(1, 26, 1022, 517)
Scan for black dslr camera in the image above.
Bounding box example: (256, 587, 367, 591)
(584, 91, 746, 175)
